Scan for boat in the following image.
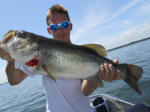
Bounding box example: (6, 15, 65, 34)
(89, 94, 135, 112)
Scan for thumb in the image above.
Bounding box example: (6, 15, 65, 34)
(113, 59, 119, 64)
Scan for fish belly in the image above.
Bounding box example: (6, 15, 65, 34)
(46, 51, 100, 79)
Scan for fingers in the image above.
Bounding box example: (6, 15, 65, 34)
(104, 63, 111, 75)
(100, 64, 105, 80)
(113, 59, 119, 64)
(100, 63, 123, 82)
(100, 63, 113, 82)
(0, 48, 8, 57)
(109, 64, 117, 80)
(103, 63, 112, 82)
(0, 50, 13, 61)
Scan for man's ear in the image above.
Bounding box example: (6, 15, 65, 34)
(69, 23, 73, 31)
(47, 28, 51, 34)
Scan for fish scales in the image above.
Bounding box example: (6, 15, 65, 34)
(0, 30, 143, 94)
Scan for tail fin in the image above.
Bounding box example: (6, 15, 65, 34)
(118, 64, 143, 95)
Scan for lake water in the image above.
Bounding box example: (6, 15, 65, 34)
(0, 39, 150, 112)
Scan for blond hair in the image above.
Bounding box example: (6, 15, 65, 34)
(46, 4, 70, 26)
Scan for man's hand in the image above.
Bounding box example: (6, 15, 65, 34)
(100, 60, 123, 82)
(0, 48, 14, 62)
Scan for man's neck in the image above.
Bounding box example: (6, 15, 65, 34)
(66, 38, 71, 44)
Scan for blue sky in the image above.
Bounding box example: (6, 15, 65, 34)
(0, 0, 150, 83)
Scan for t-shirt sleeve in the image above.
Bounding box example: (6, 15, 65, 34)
(15, 62, 36, 77)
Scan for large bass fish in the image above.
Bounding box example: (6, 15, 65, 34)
(0, 30, 143, 94)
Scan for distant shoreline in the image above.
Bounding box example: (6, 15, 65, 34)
(107, 37, 150, 52)
(0, 82, 8, 85)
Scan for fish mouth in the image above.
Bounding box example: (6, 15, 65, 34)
(0, 30, 17, 49)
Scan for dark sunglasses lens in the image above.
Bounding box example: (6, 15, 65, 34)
(61, 22, 69, 29)
(50, 25, 58, 31)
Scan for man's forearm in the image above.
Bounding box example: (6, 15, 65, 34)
(6, 60, 27, 85)
(6, 60, 18, 84)
(0, 49, 27, 85)
(81, 80, 99, 96)
(6, 60, 15, 81)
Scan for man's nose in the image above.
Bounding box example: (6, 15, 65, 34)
(58, 26, 63, 31)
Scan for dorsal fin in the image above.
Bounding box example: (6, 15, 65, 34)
(81, 44, 107, 56)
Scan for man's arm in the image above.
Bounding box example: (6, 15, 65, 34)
(81, 60, 123, 96)
(0, 48, 27, 85)
(6, 60, 27, 85)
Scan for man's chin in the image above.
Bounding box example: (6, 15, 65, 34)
(56, 36, 67, 41)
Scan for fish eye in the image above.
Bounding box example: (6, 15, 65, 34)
(17, 31, 26, 38)
(20, 32, 26, 38)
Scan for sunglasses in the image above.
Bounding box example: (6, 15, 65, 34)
(48, 21, 70, 32)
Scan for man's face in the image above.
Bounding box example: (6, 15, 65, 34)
(48, 13, 72, 42)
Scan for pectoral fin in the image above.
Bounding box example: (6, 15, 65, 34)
(42, 64, 56, 81)
(46, 73, 57, 81)
(81, 44, 107, 56)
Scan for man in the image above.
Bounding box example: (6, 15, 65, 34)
(0, 4, 122, 112)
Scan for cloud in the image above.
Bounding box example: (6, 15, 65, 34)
(123, 20, 130, 25)
(98, 21, 150, 49)
(139, 2, 150, 13)
(103, 0, 141, 23)
(71, 4, 108, 42)
(71, 0, 142, 44)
